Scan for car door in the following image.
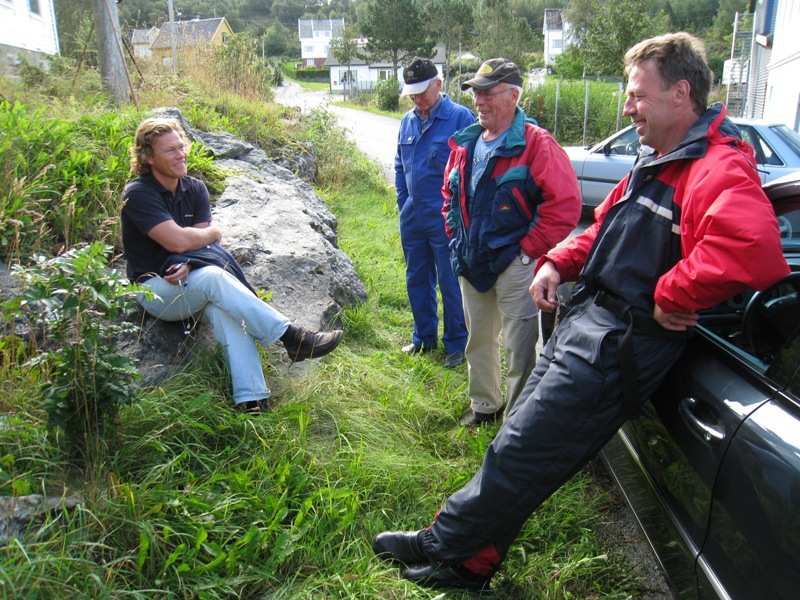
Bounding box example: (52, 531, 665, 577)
(579, 127, 638, 206)
(616, 322, 775, 600)
(696, 282, 800, 600)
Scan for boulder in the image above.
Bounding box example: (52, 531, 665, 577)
(121, 109, 366, 386)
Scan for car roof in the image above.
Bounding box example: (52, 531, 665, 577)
(731, 117, 789, 128)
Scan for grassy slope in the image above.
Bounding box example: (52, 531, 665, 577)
(0, 80, 644, 599)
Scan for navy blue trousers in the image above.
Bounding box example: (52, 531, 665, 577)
(422, 298, 687, 564)
(401, 219, 466, 354)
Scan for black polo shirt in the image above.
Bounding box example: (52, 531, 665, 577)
(121, 174, 212, 281)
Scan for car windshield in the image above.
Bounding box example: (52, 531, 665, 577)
(770, 125, 800, 160)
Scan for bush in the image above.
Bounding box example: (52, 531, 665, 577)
(5, 242, 143, 464)
(521, 78, 624, 145)
(371, 78, 400, 112)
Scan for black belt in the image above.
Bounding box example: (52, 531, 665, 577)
(574, 287, 689, 416)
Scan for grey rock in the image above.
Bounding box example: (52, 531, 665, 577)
(0, 494, 82, 545)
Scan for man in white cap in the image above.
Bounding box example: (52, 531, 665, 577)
(395, 57, 475, 367)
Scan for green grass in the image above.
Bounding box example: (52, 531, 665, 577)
(289, 78, 331, 92)
(0, 62, 649, 598)
(333, 100, 405, 120)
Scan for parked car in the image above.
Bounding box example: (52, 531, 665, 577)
(565, 119, 800, 207)
(598, 171, 800, 599)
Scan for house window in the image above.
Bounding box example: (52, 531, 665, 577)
(552, 39, 562, 49)
(303, 45, 314, 54)
(378, 69, 392, 81)
(29, 0, 40, 14)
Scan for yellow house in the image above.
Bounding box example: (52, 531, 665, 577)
(150, 17, 233, 66)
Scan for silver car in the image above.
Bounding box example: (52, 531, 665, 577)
(565, 118, 800, 207)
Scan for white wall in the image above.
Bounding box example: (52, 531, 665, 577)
(763, 0, 800, 130)
(0, 0, 59, 54)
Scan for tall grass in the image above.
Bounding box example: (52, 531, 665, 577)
(522, 79, 625, 146)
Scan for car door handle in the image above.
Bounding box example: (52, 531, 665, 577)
(679, 397, 726, 444)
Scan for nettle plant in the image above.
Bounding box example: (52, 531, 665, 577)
(6, 242, 146, 462)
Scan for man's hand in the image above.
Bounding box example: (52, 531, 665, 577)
(530, 261, 561, 312)
(164, 262, 191, 285)
(653, 304, 698, 331)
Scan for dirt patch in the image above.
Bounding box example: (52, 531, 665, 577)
(586, 458, 673, 599)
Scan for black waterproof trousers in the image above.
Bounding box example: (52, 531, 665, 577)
(421, 297, 687, 564)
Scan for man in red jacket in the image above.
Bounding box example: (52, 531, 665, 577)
(371, 32, 790, 591)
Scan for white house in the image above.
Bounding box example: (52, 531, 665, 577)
(298, 18, 344, 67)
(543, 8, 571, 67)
(326, 43, 446, 94)
(0, 0, 60, 75)
(762, 0, 800, 130)
(131, 27, 159, 59)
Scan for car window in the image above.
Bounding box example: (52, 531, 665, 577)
(605, 128, 640, 156)
(769, 336, 800, 396)
(770, 125, 800, 160)
(739, 125, 784, 166)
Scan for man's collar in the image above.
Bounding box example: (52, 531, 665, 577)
(414, 94, 444, 120)
(143, 172, 186, 195)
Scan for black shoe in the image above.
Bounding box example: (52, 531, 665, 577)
(401, 343, 433, 355)
(459, 407, 503, 427)
(235, 398, 271, 414)
(372, 530, 428, 565)
(402, 562, 492, 591)
(443, 351, 465, 368)
(281, 325, 343, 362)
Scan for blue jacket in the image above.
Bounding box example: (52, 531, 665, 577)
(442, 108, 581, 292)
(395, 95, 475, 229)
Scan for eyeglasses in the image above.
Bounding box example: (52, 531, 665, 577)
(470, 87, 513, 100)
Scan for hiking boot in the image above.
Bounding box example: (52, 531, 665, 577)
(281, 324, 343, 362)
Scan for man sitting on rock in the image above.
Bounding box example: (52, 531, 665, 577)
(121, 117, 343, 413)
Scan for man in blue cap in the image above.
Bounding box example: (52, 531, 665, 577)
(395, 57, 475, 368)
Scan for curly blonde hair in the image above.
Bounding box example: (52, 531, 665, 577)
(129, 117, 190, 176)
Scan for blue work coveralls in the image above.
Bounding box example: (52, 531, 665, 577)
(395, 94, 475, 353)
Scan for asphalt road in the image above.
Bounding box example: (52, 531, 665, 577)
(272, 82, 672, 599)
(274, 81, 399, 182)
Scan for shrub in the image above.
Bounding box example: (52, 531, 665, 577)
(521, 78, 624, 145)
(372, 78, 400, 112)
(5, 242, 144, 464)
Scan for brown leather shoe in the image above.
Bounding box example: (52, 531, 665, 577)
(234, 398, 271, 414)
(458, 407, 503, 427)
(281, 325, 343, 362)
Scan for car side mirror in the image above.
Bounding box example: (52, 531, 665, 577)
(742, 272, 800, 359)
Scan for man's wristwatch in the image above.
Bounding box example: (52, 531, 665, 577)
(520, 253, 531, 265)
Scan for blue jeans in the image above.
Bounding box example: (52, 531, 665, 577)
(138, 266, 290, 404)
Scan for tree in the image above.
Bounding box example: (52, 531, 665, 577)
(359, 0, 432, 73)
(330, 24, 362, 98)
(472, 0, 539, 69)
(420, 0, 475, 85)
(568, 0, 670, 76)
(262, 21, 294, 56)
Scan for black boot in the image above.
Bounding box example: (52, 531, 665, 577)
(281, 324, 343, 362)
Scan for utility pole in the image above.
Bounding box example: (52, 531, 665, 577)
(92, 0, 130, 105)
(168, 0, 178, 72)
